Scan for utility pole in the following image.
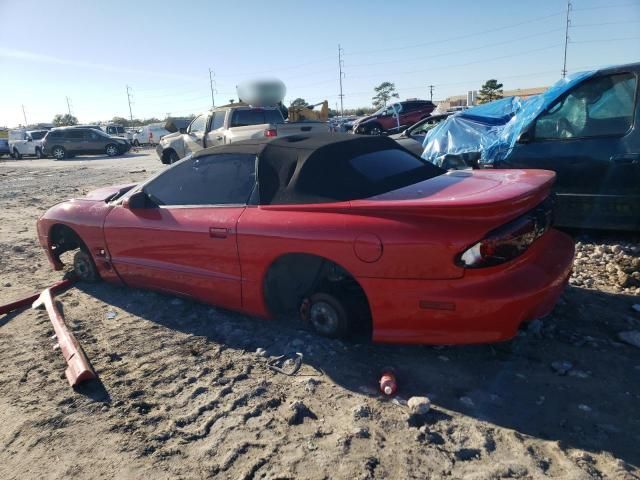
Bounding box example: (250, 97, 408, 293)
(21, 105, 28, 126)
(562, 0, 572, 78)
(428, 85, 434, 102)
(126, 85, 134, 122)
(66, 96, 72, 116)
(209, 68, 216, 109)
(338, 44, 345, 118)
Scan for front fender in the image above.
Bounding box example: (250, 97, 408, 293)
(37, 200, 122, 283)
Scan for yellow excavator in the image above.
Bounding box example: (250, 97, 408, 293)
(288, 100, 329, 122)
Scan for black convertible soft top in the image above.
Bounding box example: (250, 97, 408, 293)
(192, 133, 443, 205)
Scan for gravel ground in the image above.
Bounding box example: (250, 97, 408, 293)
(0, 150, 639, 479)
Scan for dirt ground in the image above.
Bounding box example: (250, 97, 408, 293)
(1, 149, 639, 480)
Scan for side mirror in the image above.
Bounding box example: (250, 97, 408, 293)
(179, 127, 187, 134)
(123, 190, 149, 210)
(27, 137, 33, 142)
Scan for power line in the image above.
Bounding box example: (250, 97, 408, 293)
(572, 2, 639, 12)
(571, 19, 640, 27)
(126, 85, 134, 121)
(348, 28, 563, 69)
(346, 11, 563, 57)
(562, 0, 572, 78)
(345, 44, 561, 80)
(571, 35, 640, 43)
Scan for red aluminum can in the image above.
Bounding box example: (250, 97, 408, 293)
(379, 368, 397, 396)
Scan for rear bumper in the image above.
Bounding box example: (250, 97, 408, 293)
(360, 228, 574, 345)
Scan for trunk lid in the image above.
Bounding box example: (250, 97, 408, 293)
(352, 169, 555, 223)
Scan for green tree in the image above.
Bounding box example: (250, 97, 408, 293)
(372, 82, 399, 108)
(52, 113, 78, 127)
(289, 98, 308, 108)
(477, 79, 504, 104)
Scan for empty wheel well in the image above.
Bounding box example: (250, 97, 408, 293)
(161, 148, 177, 163)
(49, 224, 88, 264)
(263, 253, 372, 334)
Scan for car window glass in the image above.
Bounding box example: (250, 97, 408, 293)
(265, 109, 284, 124)
(211, 111, 225, 130)
(144, 154, 256, 206)
(66, 129, 85, 140)
(349, 149, 428, 182)
(230, 110, 267, 127)
(534, 72, 637, 139)
(89, 131, 101, 140)
(30, 131, 46, 140)
(412, 119, 440, 135)
(189, 115, 207, 133)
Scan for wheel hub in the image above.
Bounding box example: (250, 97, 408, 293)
(309, 301, 339, 335)
(74, 256, 91, 280)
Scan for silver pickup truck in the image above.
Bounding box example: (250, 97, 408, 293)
(156, 104, 326, 164)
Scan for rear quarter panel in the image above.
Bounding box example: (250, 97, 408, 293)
(235, 204, 486, 317)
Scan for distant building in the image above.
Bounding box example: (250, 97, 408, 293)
(437, 86, 548, 110)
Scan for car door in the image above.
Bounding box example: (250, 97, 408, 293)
(204, 110, 227, 147)
(24, 133, 36, 155)
(399, 102, 418, 128)
(85, 129, 104, 153)
(64, 128, 86, 154)
(506, 71, 639, 229)
(103, 152, 257, 310)
(183, 114, 208, 155)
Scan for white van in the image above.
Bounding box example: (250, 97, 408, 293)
(132, 124, 170, 146)
(8, 129, 48, 158)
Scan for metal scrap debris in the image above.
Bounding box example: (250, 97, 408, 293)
(32, 286, 96, 387)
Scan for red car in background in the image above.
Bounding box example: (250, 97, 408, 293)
(36, 134, 574, 345)
(352, 100, 436, 136)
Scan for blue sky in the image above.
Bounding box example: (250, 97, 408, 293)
(0, 0, 638, 127)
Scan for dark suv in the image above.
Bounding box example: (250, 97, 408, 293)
(352, 100, 436, 135)
(42, 127, 131, 160)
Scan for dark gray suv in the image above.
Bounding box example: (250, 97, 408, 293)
(42, 127, 131, 160)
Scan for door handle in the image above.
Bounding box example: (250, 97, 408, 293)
(209, 227, 228, 239)
(611, 153, 640, 164)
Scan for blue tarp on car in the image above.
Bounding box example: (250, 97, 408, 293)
(421, 70, 596, 166)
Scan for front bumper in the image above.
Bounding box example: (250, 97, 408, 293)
(360, 228, 574, 345)
(155, 144, 163, 160)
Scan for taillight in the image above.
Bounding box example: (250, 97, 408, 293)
(264, 128, 277, 137)
(457, 197, 554, 268)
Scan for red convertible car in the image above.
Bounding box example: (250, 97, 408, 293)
(37, 134, 574, 344)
